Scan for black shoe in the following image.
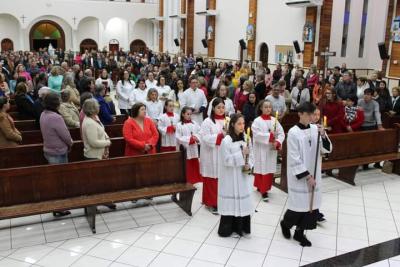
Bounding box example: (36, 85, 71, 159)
(211, 207, 218, 215)
(374, 163, 382, 169)
(294, 230, 312, 247)
(262, 192, 269, 202)
(105, 203, 117, 210)
(280, 221, 291, 239)
(317, 212, 326, 223)
(53, 211, 71, 217)
(363, 164, 369, 171)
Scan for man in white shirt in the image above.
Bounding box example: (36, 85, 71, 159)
(266, 84, 287, 119)
(145, 72, 158, 89)
(180, 78, 208, 125)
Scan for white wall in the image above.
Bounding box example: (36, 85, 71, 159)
(164, 0, 180, 54)
(256, 0, 305, 65)
(194, 0, 208, 56)
(329, 0, 388, 70)
(214, 0, 249, 60)
(77, 17, 99, 47)
(0, 14, 20, 50)
(131, 19, 155, 50)
(0, 0, 157, 51)
(103, 17, 128, 50)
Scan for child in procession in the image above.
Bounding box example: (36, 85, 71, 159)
(176, 106, 202, 184)
(158, 99, 179, 152)
(199, 98, 226, 214)
(218, 114, 254, 238)
(252, 100, 285, 201)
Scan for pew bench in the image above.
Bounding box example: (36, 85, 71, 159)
(277, 127, 400, 192)
(20, 123, 123, 145)
(0, 151, 195, 234)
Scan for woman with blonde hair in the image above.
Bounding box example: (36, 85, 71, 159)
(48, 66, 64, 93)
(62, 75, 80, 108)
(59, 90, 80, 128)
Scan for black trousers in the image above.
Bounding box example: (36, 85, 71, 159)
(218, 215, 251, 237)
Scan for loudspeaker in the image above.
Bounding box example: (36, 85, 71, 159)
(293, 40, 301, 54)
(378, 42, 389, 60)
(201, 39, 208, 48)
(239, 39, 247, 50)
(174, 38, 180, 47)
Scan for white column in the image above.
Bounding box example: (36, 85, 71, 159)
(72, 29, 78, 52)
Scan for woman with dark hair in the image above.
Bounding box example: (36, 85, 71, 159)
(132, 79, 148, 105)
(207, 85, 235, 117)
(0, 96, 22, 147)
(96, 68, 114, 94)
(40, 92, 73, 217)
(321, 89, 343, 134)
(15, 82, 36, 119)
(217, 113, 253, 237)
(242, 91, 257, 128)
(123, 102, 159, 156)
(199, 97, 226, 214)
(375, 80, 392, 113)
(116, 70, 135, 115)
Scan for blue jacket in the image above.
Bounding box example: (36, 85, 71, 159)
(94, 95, 113, 125)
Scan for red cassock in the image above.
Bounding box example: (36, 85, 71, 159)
(123, 117, 159, 156)
(186, 158, 202, 184)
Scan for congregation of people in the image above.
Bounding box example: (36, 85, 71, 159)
(0, 47, 397, 246)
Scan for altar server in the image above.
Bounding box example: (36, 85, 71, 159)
(252, 100, 285, 201)
(176, 106, 202, 184)
(218, 114, 254, 237)
(280, 102, 332, 247)
(199, 98, 226, 214)
(158, 99, 179, 152)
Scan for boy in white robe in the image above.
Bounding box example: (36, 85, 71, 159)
(280, 102, 332, 247)
(180, 78, 208, 125)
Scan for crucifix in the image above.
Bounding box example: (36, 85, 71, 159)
(72, 17, 77, 25)
(315, 47, 336, 77)
(20, 15, 26, 24)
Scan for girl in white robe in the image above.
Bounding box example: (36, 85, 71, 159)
(217, 114, 254, 237)
(158, 99, 179, 152)
(199, 98, 226, 214)
(145, 88, 163, 124)
(280, 102, 332, 247)
(176, 106, 202, 184)
(252, 100, 285, 201)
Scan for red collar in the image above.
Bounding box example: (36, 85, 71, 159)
(166, 112, 174, 117)
(183, 119, 192, 124)
(261, 114, 271, 120)
(214, 114, 225, 120)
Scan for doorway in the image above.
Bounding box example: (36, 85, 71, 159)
(259, 43, 269, 67)
(29, 20, 65, 51)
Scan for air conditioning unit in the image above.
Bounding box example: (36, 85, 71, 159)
(285, 0, 323, 8)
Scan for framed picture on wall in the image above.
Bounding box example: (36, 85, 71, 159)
(303, 22, 314, 43)
(391, 16, 400, 42)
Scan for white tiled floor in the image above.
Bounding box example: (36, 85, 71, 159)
(1, 169, 400, 266)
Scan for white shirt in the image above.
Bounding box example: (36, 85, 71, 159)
(158, 113, 179, 147)
(145, 100, 163, 120)
(132, 88, 149, 105)
(116, 80, 136, 110)
(207, 97, 235, 117)
(180, 88, 208, 125)
(146, 79, 158, 89)
(176, 121, 201, 159)
(95, 78, 114, 92)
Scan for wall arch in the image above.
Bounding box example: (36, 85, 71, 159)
(0, 14, 20, 51)
(29, 20, 65, 51)
(130, 39, 147, 54)
(80, 39, 98, 53)
(1, 38, 14, 51)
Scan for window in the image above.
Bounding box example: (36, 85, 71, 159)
(341, 0, 351, 57)
(359, 0, 369, 57)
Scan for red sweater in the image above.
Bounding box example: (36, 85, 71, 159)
(339, 108, 364, 132)
(123, 117, 159, 156)
(321, 101, 343, 134)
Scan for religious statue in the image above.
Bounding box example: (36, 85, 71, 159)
(48, 43, 55, 57)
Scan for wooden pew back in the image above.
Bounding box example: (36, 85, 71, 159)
(21, 124, 123, 145)
(0, 137, 125, 169)
(0, 151, 185, 207)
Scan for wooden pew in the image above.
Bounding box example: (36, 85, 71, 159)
(0, 151, 196, 233)
(9, 111, 34, 121)
(21, 124, 123, 145)
(0, 137, 125, 169)
(277, 127, 400, 192)
(13, 114, 128, 132)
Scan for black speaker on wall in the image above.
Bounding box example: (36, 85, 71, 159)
(174, 38, 180, 47)
(201, 39, 208, 48)
(378, 42, 390, 60)
(293, 40, 301, 54)
(239, 39, 247, 50)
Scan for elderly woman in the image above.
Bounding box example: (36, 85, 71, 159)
(40, 92, 73, 217)
(59, 90, 80, 128)
(0, 96, 22, 147)
(94, 84, 115, 125)
(82, 98, 112, 160)
(63, 75, 80, 108)
(48, 66, 64, 93)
